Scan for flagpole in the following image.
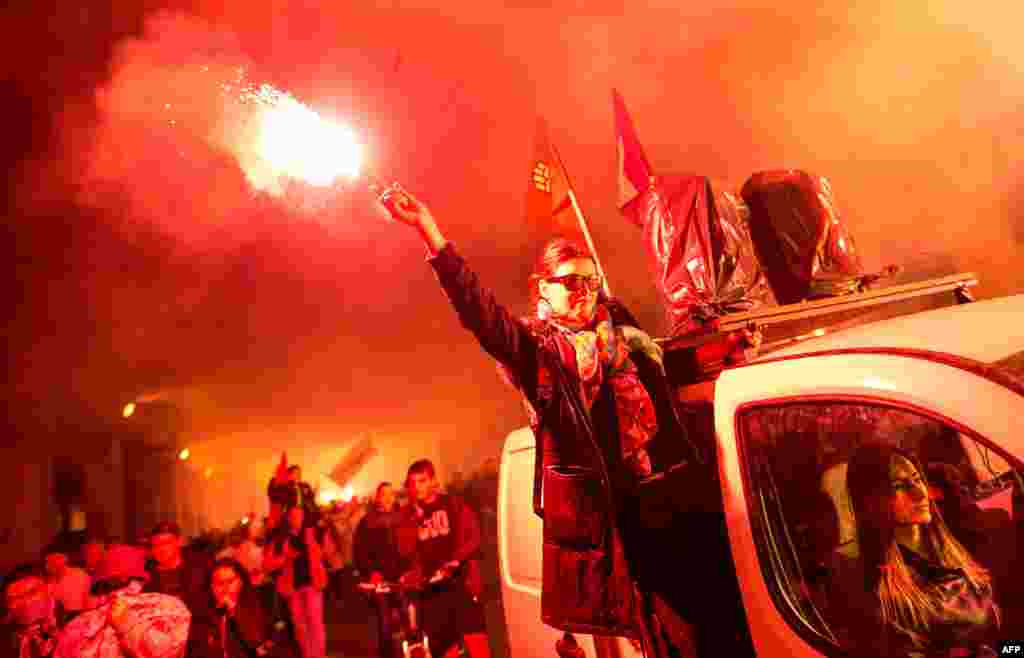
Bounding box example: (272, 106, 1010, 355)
(550, 142, 612, 298)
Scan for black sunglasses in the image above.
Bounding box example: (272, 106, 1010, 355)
(546, 273, 603, 292)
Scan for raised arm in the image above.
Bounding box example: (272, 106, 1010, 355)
(376, 183, 540, 394)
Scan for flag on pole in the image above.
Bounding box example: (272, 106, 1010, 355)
(274, 452, 289, 484)
(328, 434, 378, 489)
(610, 88, 772, 336)
(526, 117, 613, 295)
(612, 89, 653, 214)
(525, 117, 581, 239)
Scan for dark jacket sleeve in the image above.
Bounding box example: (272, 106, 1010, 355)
(451, 496, 484, 598)
(452, 496, 482, 565)
(185, 615, 214, 658)
(352, 517, 373, 575)
(428, 243, 540, 397)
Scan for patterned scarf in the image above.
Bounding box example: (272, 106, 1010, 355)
(549, 306, 661, 477)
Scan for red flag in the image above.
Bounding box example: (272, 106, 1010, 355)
(612, 89, 653, 215)
(274, 452, 289, 484)
(611, 90, 771, 335)
(327, 434, 378, 488)
(525, 117, 580, 238)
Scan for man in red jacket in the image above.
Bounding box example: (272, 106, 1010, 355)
(400, 460, 490, 658)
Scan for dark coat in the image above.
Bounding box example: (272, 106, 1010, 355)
(429, 244, 702, 638)
(353, 507, 406, 581)
(143, 550, 212, 617)
(266, 481, 318, 519)
(186, 589, 297, 658)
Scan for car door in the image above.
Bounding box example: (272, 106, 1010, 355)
(713, 350, 1024, 656)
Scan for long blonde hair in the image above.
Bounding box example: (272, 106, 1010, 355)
(846, 444, 995, 647)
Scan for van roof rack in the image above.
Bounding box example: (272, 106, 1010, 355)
(658, 272, 978, 384)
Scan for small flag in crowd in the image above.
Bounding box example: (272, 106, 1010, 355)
(274, 452, 289, 484)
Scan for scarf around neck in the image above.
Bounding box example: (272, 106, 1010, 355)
(542, 305, 663, 476)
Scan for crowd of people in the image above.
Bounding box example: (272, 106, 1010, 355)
(2, 458, 493, 658)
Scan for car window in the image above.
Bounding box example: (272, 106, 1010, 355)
(738, 401, 1023, 655)
(994, 349, 1024, 387)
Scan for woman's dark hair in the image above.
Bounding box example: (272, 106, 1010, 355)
(406, 459, 436, 482)
(207, 558, 252, 599)
(528, 238, 597, 308)
(846, 442, 992, 646)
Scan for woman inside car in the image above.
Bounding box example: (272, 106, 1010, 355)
(830, 443, 1000, 657)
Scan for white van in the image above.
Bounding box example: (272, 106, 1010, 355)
(499, 280, 1024, 657)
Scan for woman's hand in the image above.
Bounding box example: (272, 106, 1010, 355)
(373, 183, 433, 228)
(739, 323, 763, 353)
(724, 323, 764, 365)
(372, 182, 448, 256)
(109, 596, 130, 628)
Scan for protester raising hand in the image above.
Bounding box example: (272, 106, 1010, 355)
(371, 175, 714, 657)
(373, 183, 448, 256)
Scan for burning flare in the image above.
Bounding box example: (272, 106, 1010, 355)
(249, 86, 363, 187)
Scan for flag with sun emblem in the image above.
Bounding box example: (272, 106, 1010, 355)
(525, 117, 581, 238)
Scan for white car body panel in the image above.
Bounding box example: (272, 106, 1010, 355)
(499, 294, 1024, 655)
(499, 428, 609, 658)
(716, 352, 1024, 655)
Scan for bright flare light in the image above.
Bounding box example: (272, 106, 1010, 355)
(178, 448, 191, 461)
(253, 88, 362, 187)
(122, 403, 136, 418)
(341, 484, 355, 503)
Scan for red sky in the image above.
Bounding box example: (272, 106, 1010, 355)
(9, 0, 1024, 525)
